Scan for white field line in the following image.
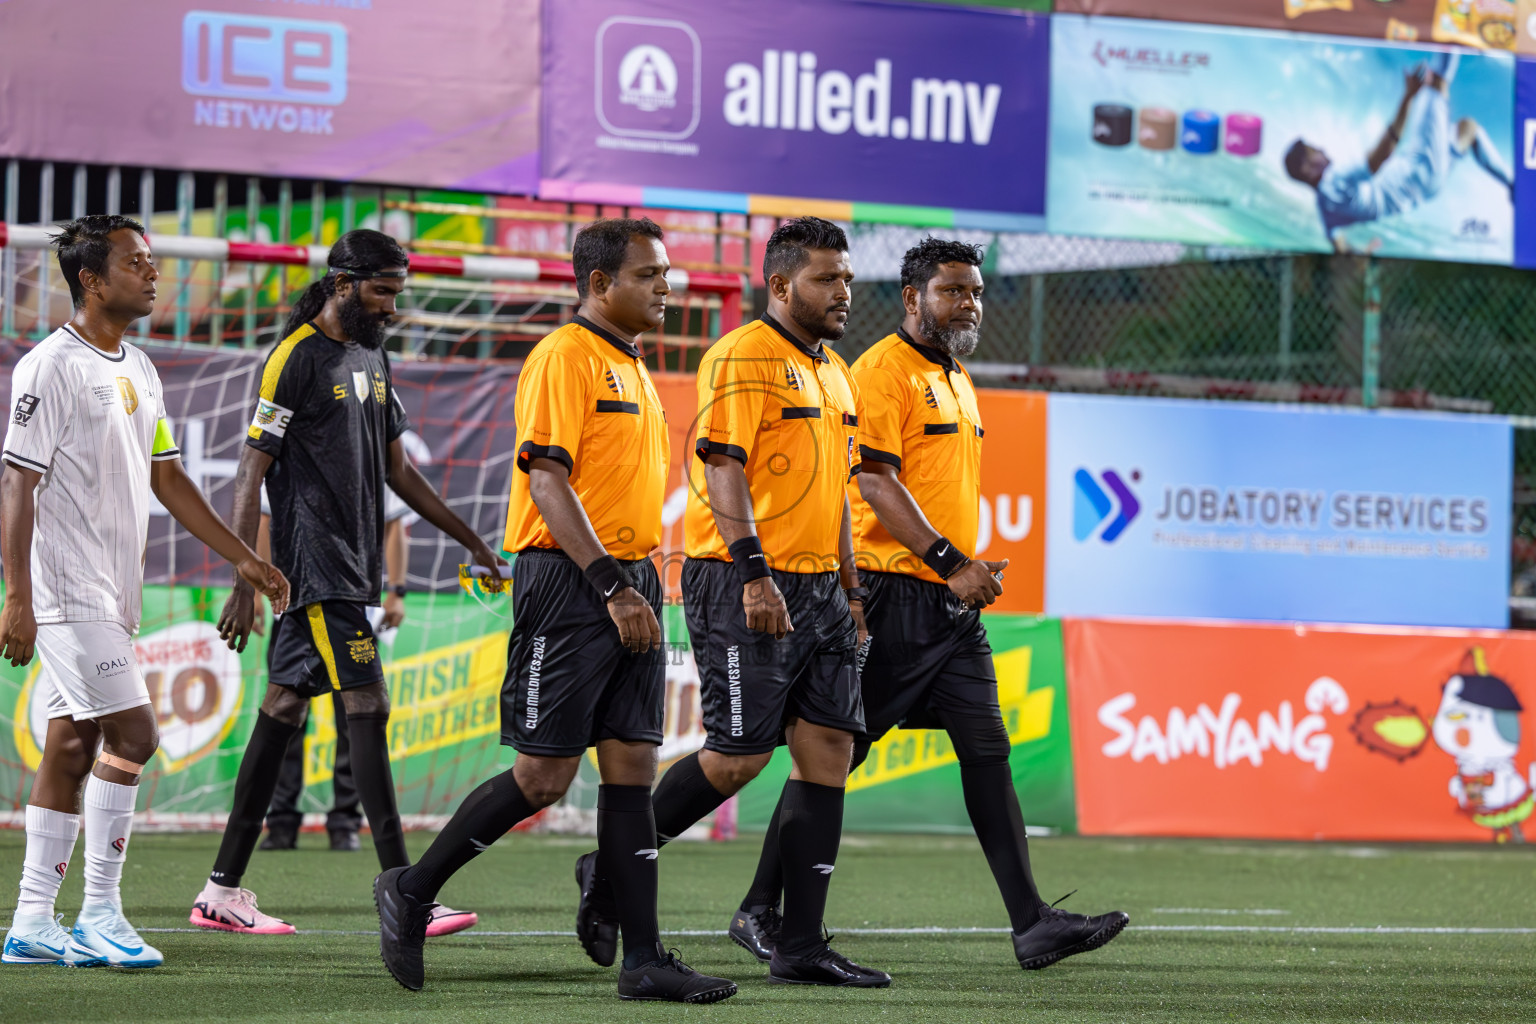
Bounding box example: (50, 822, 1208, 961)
(108, 924, 1536, 937)
(1152, 908, 1291, 915)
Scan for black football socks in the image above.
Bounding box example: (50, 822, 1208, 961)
(650, 752, 730, 845)
(210, 711, 301, 887)
(598, 784, 664, 969)
(775, 780, 846, 957)
(398, 767, 539, 902)
(346, 711, 409, 872)
(739, 786, 787, 913)
(961, 762, 1045, 932)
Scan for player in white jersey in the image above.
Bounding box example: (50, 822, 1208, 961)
(0, 216, 288, 968)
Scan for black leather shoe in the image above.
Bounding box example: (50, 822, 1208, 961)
(618, 945, 737, 1003)
(329, 829, 361, 852)
(374, 867, 435, 991)
(259, 827, 297, 851)
(574, 850, 619, 967)
(1013, 904, 1129, 970)
(728, 905, 782, 963)
(769, 943, 891, 987)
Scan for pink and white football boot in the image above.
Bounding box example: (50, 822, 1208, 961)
(189, 883, 297, 935)
(425, 904, 479, 937)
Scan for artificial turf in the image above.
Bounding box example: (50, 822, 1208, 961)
(0, 831, 1532, 1023)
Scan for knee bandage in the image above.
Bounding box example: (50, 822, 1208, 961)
(96, 752, 146, 775)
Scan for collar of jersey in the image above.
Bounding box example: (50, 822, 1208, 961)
(572, 315, 641, 359)
(896, 327, 957, 374)
(761, 313, 829, 364)
(62, 324, 128, 363)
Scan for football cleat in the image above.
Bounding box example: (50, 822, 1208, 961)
(617, 945, 737, 1003)
(727, 904, 782, 963)
(189, 883, 296, 935)
(425, 904, 478, 938)
(375, 867, 434, 991)
(769, 940, 891, 987)
(573, 850, 619, 967)
(2, 913, 104, 967)
(72, 901, 163, 968)
(1012, 901, 1129, 970)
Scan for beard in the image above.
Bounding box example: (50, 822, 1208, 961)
(917, 297, 980, 358)
(339, 289, 391, 349)
(786, 286, 847, 342)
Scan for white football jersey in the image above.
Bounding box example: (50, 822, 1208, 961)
(2, 326, 180, 629)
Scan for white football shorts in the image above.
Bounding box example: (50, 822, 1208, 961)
(35, 620, 149, 720)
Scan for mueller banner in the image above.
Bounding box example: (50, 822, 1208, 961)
(1045, 394, 1512, 628)
(540, 0, 1050, 215)
(1053, 1, 1518, 51)
(0, 1, 540, 192)
(1064, 618, 1536, 842)
(1047, 16, 1517, 263)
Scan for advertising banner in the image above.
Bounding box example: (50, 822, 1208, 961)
(1047, 16, 1517, 263)
(1046, 394, 1512, 628)
(1065, 618, 1536, 842)
(1054, 1, 1519, 51)
(0, 1, 540, 193)
(1514, 58, 1536, 266)
(540, 0, 1050, 215)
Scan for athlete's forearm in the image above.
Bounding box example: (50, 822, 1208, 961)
(1369, 97, 1413, 173)
(387, 457, 483, 553)
(384, 518, 405, 587)
(227, 447, 272, 590)
(0, 465, 39, 603)
(839, 496, 859, 590)
(527, 461, 609, 569)
(858, 466, 943, 560)
(152, 460, 260, 569)
(701, 455, 759, 546)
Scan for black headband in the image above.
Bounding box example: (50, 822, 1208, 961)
(329, 265, 408, 280)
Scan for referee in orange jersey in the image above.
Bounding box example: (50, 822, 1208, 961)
(373, 218, 734, 1004)
(727, 238, 1129, 971)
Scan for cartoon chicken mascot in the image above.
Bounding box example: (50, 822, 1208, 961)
(1431, 653, 1532, 843)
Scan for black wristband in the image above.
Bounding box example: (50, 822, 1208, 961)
(583, 555, 632, 602)
(844, 586, 869, 602)
(922, 536, 969, 579)
(728, 536, 773, 584)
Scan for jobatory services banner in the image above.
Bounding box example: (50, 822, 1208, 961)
(1047, 15, 1517, 263)
(540, 0, 1051, 215)
(0, 1, 540, 192)
(1053, 1, 1519, 51)
(1046, 394, 1512, 628)
(1064, 618, 1536, 842)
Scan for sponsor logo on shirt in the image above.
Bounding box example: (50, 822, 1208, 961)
(116, 377, 139, 415)
(604, 368, 626, 397)
(12, 393, 39, 426)
(347, 633, 377, 665)
(251, 399, 294, 437)
(922, 384, 938, 410)
(785, 363, 804, 392)
(96, 657, 131, 677)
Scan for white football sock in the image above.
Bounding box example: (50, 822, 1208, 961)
(16, 804, 80, 919)
(82, 775, 138, 907)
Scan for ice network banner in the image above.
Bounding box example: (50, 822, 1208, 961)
(1046, 394, 1512, 628)
(1047, 15, 1516, 263)
(540, 0, 1050, 214)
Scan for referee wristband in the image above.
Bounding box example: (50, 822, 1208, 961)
(922, 537, 969, 580)
(583, 555, 632, 603)
(728, 537, 774, 584)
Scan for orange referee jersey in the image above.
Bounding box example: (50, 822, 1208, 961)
(684, 314, 860, 572)
(851, 328, 983, 583)
(503, 316, 670, 560)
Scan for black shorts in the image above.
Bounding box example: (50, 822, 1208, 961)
(268, 601, 385, 698)
(501, 549, 665, 758)
(683, 558, 863, 756)
(859, 571, 1000, 741)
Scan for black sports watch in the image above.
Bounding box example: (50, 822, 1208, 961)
(389, 584, 407, 598)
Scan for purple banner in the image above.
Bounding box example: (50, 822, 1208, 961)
(0, 1, 539, 193)
(540, 0, 1050, 215)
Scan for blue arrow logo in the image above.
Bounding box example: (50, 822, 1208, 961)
(1073, 468, 1140, 543)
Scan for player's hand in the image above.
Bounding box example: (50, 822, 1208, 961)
(468, 539, 508, 584)
(237, 557, 289, 617)
(0, 599, 37, 667)
(607, 588, 661, 653)
(947, 558, 1008, 609)
(743, 577, 793, 639)
(218, 584, 259, 653)
(383, 591, 406, 630)
(848, 596, 868, 648)
(252, 596, 268, 638)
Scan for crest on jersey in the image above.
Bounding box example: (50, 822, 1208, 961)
(922, 384, 938, 410)
(373, 372, 387, 404)
(785, 363, 805, 392)
(13, 393, 39, 426)
(604, 368, 626, 397)
(348, 634, 377, 664)
(352, 370, 369, 404)
(116, 377, 140, 414)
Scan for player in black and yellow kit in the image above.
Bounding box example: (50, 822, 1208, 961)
(190, 230, 504, 935)
(574, 217, 890, 988)
(373, 219, 736, 1003)
(727, 239, 1129, 970)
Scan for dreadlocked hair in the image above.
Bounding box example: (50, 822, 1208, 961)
(283, 229, 408, 337)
